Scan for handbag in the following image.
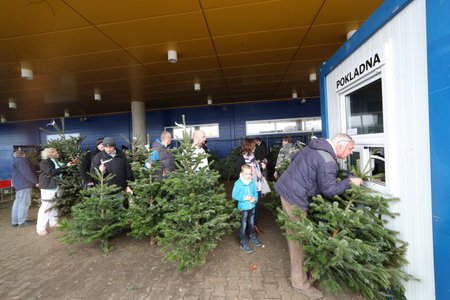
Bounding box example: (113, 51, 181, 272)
(260, 176, 271, 195)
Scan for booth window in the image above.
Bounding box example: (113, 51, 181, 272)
(165, 123, 219, 140)
(246, 117, 321, 136)
(346, 79, 383, 134)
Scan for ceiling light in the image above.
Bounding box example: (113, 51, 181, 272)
(309, 73, 317, 83)
(1, 114, 6, 123)
(94, 88, 101, 101)
(347, 29, 357, 40)
(8, 97, 17, 109)
(207, 96, 212, 105)
(64, 109, 70, 117)
(300, 98, 306, 104)
(20, 62, 33, 80)
(292, 89, 298, 99)
(194, 82, 201, 92)
(168, 50, 177, 63)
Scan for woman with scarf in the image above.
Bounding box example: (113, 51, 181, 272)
(235, 138, 265, 234)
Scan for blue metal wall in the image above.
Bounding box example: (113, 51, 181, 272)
(0, 99, 320, 178)
(427, 0, 450, 299)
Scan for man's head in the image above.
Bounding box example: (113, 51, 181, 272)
(102, 137, 116, 155)
(96, 137, 104, 151)
(193, 130, 206, 148)
(160, 131, 172, 146)
(331, 133, 355, 159)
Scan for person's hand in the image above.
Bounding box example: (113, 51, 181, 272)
(87, 182, 94, 187)
(260, 162, 266, 170)
(66, 161, 76, 167)
(126, 186, 133, 195)
(250, 197, 257, 203)
(99, 163, 106, 173)
(350, 177, 363, 186)
(274, 171, 278, 179)
(244, 195, 251, 201)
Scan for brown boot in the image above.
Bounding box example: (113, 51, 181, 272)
(255, 224, 263, 235)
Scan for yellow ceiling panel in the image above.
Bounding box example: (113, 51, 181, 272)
(146, 57, 220, 75)
(0, 0, 89, 38)
(314, 0, 383, 25)
(213, 27, 308, 55)
(226, 73, 284, 86)
(160, 69, 224, 84)
(294, 43, 342, 61)
(222, 62, 290, 77)
(75, 65, 156, 84)
(200, 0, 274, 9)
(126, 38, 216, 64)
(64, 0, 200, 25)
(303, 23, 365, 46)
(3, 28, 118, 59)
(98, 12, 210, 48)
(204, 0, 323, 36)
(288, 60, 325, 74)
(219, 48, 296, 68)
(47, 50, 139, 72)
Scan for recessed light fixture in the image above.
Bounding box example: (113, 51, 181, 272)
(20, 62, 33, 80)
(94, 88, 101, 101)
(1, 114, 6, 123)
(207, 96, 212, 105)
(168, 50, 178, 63)
(309, 73, 317, 83)
(64, 109, 70, 117)
(300, 98, 306, 104)
(292, 89, 298, 99)
(8, 97, 17, 109)
(194, 82, 201, 92)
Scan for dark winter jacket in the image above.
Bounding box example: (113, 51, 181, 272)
(80, 148, 102, 184)
(275, 138, 351, 210)
(254, 141, 268, 161)
(151, 140, 175, 177)
(91, 149, 132, 191)
(12, 157, 38, 191)
(39, 159, 66, 190)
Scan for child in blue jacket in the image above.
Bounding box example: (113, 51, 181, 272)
(232, 164, 263, 254)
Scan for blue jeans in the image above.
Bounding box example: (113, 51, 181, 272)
(11, 187, 32, 225)
(239, 207, 256, 243)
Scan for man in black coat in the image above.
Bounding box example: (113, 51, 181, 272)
(80, 137, 104, 188)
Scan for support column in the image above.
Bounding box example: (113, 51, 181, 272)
(131, 101, 146, 148)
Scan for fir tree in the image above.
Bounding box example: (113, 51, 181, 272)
(155, 116, 240, 271)
(39, 118, 84, 216)
(60, 169, 128, 253)
(278, 185, 415, 299)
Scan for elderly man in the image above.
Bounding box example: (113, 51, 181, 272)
(275, 133, 363, 299)
(192, 130, 208, 170)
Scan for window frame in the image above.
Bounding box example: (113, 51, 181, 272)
(245, 117, 322, 136)
(164, 123, 220, 140)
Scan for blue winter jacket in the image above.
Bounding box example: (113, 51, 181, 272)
(232, 177, 258, 211)
(12, 157, 38, 191)
(275, 138, 351, 210)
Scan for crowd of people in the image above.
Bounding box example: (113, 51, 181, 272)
(10, 131, 363, 299)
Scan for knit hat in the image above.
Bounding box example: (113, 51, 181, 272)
(102, 137, 116, 147)
(96, 137, 104, 146)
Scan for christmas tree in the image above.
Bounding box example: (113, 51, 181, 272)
(60, 169, 128, 253)
(277, 185, 415, 299)
(154, 116, 240, 271)
(39, 118, 84, 216)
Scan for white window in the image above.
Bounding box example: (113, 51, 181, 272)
(340, 74, 386, 192)
(246, 117, 322, 136)
(47, 133, 80, 142)
(164, 123, 219, 140)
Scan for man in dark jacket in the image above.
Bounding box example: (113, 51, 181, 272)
(80, 137, 104, 188)
(91, 137, 132, 193)
(11, 150, 38, 227)
(148, 131, 174, 179)
(275, 133, 363, 299)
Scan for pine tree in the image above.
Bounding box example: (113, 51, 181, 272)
(39, 118, 84, 216)
(154, 116, 240, 271)
(277, 185, 415, 299)
(60, 169, 128, 253)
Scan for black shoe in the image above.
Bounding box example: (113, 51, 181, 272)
(11, 223, 18, 227)
(249, 234, 263, 247)
(240, 242, 254, 254)
(18, 221, 33, 227)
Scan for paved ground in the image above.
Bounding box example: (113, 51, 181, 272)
(0, 192, 360, 300)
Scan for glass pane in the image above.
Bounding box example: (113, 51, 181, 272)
(199, 125, 219, 138)
(276, 121, 299, 133)
(346, 79, 383, 134)
(304, 119, 322, 132)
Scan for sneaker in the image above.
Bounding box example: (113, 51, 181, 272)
(18, 221, 33, 227)
(240, 242, 254, 254)
(292, 286, 323, 299)
(11, 223, 18, 227)
(249, 234, 263, 247)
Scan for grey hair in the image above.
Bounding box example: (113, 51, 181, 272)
(41, 148, 57, 160)
(331, 133, 354, 145)
(160, 131, 172, 141)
